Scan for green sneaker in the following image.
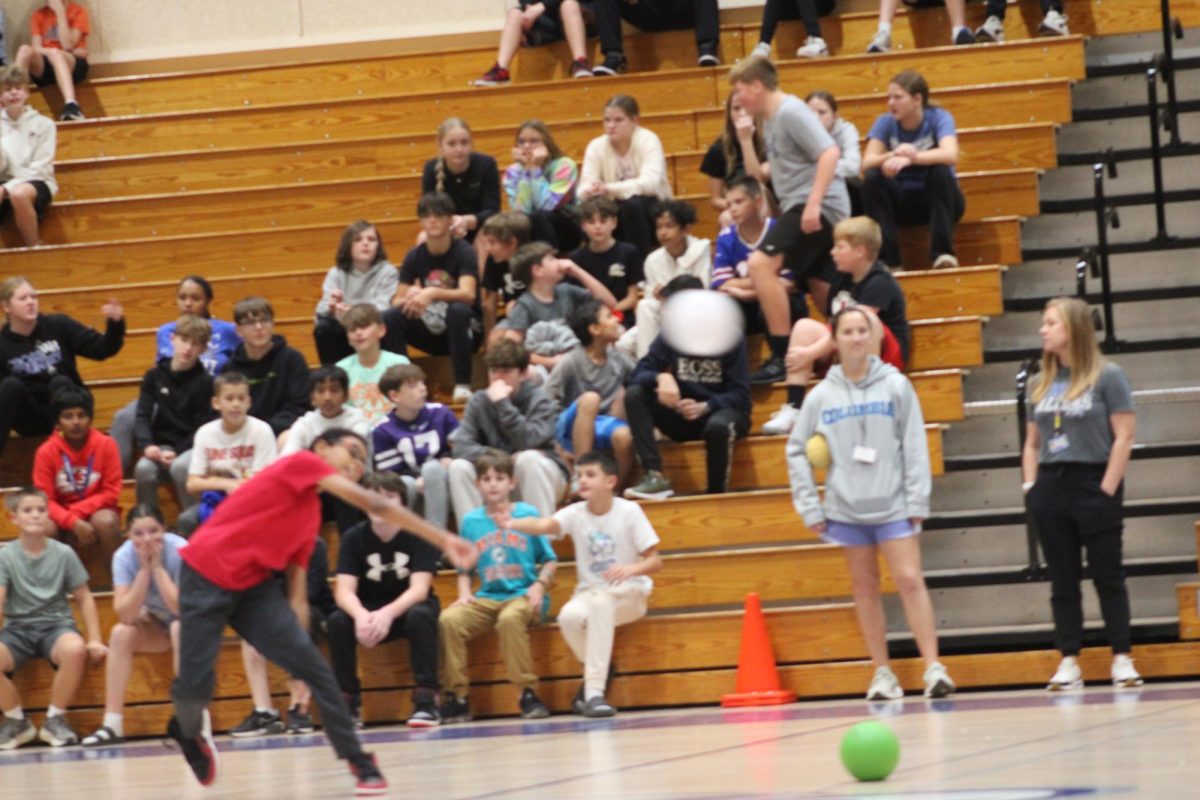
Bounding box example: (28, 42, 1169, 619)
(623, 470, 674, 501)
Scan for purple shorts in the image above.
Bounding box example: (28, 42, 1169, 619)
(822, 519, 917, 548)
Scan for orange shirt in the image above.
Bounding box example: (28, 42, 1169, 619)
(31, 3, 90, 55)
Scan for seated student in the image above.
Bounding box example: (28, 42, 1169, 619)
(373, 364, 459, 530)
(329, 472, 443, 728)
(474, 0, 594, 86)
(807, 90, 862, 216)
(282, 366, 370, 456)
(132, 315, 215, 518)
(544, 300, 636, 488)
(421, 118, 500, 246)
(13, 2, 90, 120)
(179, 371, 278, 535)
(32, 386, 123, 586)
(627, 200, 712, 360)
(976, 0, 1068, 42)
(762, 216, 910, 436)
(335, 303, 411, 428)
(479, 211, 533, 339)
(499, 242, 618, 371)
(314, 220, 399, 365)
(503, 120, 582, 252)
(700, 92, 770, 228)
(591, 0, 720, 75)
(0, 66, 57, 247)
(439, 450, 557, 723)
(500, 451, 662, 717)
(568, 196, 643, 319)
(862, 70, 965, 269)
(0, 487, 106, 750)
(224, 297, 311, 445)
(623, 276, 751, 500)
(383, 192, 483, 404)
(81, 505, 186, 747)
(449, 339, 568, 522)
(867, 0, 973, 53)
(751, 0, 836, 60)
(578, 96, 672, 257)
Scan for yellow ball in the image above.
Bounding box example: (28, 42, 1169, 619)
(806, 434, 831, 470)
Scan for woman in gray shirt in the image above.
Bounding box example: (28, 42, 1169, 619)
(1021, 297, 1139, 691)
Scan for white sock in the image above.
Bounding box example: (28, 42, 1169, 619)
(3, 706, 23, 720)
(584, 689, 603, 702)
(256, 706, 276, 716)
(878, 22, 892, 35)
(46, 705, 66, 718)
(103, 713, 124, 736)
(1062, 655, 1079, 665)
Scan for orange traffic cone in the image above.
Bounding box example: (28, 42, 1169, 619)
(721, 592, 797, 707)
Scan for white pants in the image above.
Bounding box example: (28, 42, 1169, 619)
(557, 583, 649, 695)
(448, 451, 567, 524)
(634, 296, 663, 359)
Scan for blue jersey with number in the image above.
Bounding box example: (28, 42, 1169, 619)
(372, 403, 460, 476)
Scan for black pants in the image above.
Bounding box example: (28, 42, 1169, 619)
(529, 208, 583, 253)
(624, 383, 749, 494)
(1028, 463, 1132, 656)
(615, 194, 660, 258)
(0, 375, 76, 457)
(737, 293, 808, 338)
(595, 0, 720, 56)
(986, 0, 1060, 16)
(171, 563, 362, 759)
(381, 303, 481, 385)
(862, 165, 966, 267)
(313, 315, 355, 365)
(758, 0, 837, 43)
(327, 598, 441, 700)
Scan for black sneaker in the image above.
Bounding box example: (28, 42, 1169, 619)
(697, 45, 721, 67)
(592, 52, 628, 76)
(166, 712, 219, 787)
(229, 708, 284, 738)
(571, 684, 587, 715)
(519, 688, 551, 719)
(59, 101, 85, 121)
(953, 28, 977, 46)
(579, 695, 617, 718)
(439, 694, 473, 724)
(286, 704, 315, 734)
(348, 752, 389, 796)
(407, 691, 441, 728)
(749, 355, 786, 385)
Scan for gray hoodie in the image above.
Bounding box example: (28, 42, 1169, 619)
(314, 260, 399, 318)
(786, 356, 931, 529)
(450, 380, 568, 476)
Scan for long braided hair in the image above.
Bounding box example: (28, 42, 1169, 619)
(434, 117, 472, 193)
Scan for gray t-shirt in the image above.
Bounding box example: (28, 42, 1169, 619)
(0, 538, 90, 627)
(1027, 362, 1134, 464)
(543, 346, 634, 414)
(765, 94, 851, 221)
(112, 533, 187, 623)
(505, 283, 593, 332)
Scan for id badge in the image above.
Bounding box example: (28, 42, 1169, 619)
(1047, 432, 1070, 454)
(853, 445, 878, 464)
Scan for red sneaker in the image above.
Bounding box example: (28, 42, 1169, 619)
(472, 64, 511, 87)
(348, 753, 389, 796)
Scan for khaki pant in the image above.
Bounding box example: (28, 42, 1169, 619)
(557, 584, 649, 696)
(439, 596, 540, 697)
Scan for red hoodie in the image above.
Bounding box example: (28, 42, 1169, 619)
(33, 428, 122, 531)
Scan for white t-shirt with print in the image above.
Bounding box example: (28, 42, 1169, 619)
(552, 497, 660, 594)
(188, 417, 278, 477)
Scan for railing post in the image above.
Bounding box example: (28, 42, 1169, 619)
(1016, 359, 1042, 580)
(1092, 158, 1120, 349)
(1146, 67, 1172, 243)
(1161, 0, 1183, 146)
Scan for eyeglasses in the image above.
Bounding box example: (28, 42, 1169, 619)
(239, 317, 273, 328)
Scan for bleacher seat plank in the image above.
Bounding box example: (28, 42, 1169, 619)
(751, 370, 965, 428)
(901, 216, 1022, 268)
(1177, 580, 1200, 641)
(909, 316, 984, 370)
(895, 265, 1005, 320)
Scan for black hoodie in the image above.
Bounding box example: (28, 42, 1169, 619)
(134, 358, 216, 454)
(222, 334, 311, 435)
(0, 314, 125, 402)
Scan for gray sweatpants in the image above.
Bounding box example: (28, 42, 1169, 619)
(398, 459, 451, 531)
(448, 450, 567, 524)
(133, 450, 196, 511)
(110, 400, 139, 476)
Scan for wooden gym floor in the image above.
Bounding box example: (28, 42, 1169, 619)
(3, 681, 1199, 798)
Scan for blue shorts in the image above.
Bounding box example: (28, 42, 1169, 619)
(822, 519, 917, 548)
(556, 400, 628, 454)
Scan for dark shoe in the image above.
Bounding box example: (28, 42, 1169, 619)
(472, 64, 511, 87)
(579, 695, 617, 718)
(167, 711, 219, 787)
(286, 704, 315, 734)
(407, 691, 441, 728)
(570, 57, 593, 78)
(439, 694, 473, 724)
(81, 724, 126, 748)
(344, 693, 364, 729)
(749, 355, 786, 385)
(519, 688, 551, 719)
(571, 684, 587, 715)
(229, 708, 284, 738)
(59, 101, 85, 121)
(697, 45, 721, 67)
(592, 52, 628, 76)
(953, 28, 977, 46)
(348, 752, 389, 796)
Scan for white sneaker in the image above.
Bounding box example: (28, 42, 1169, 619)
(1047, 657, 1084, 691)
(751, 41, 772, 60)
(1111, 654, 1144, 689)
(452, 384, 472, 403)
(866, 665, 904, 700)
(923, 662, 956, 698)
(762, 404, 801, 436)
(1039, 9, 1069, 36)
(795, 36, 829, 58)
(974, 15, 1005, 43)
(867, 29, 892, 54)
(932, 254, 960, 270)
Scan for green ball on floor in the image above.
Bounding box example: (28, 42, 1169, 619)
(840, 720, 900, 781)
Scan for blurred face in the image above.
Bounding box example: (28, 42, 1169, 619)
(128, 515, 167, 550)
(176, 280, 210, 316)
(576, 463, 617, 501)
(319, 436, 368, 482)
(10, 495, 49, 534)
(834, 311, 873, 361)
(807, 97, 835, 132)
(420, 212, 452, 240)
(724, 187, 758, 227)
(440, 126, 473, 172)
(581, 213, 618, 245)
(172, 334, 205, 368)
(831, 238, 870, 273)
(389, 379, 428, 413)
(732, 81, 764, 115)
(351, 228, 380, 268)
(369, 488, 404, 537)
(213, 383, 251, 424)
(477, 468, 516, 505)
(603, 107, 636, 145)
(886, 83, 922, 121)
(311, 379, 347, 418)
(58, 407, 92, 443)
(655, 213, 685, 249)
(347, 321, 385, 353)
(487, 366, 523, 391)
(1, 82, 29, 115)
(2, 281, 38, 325)
(1040, 306, 1070, 356)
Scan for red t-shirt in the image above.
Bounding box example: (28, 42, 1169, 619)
(182, 451, 336, 591)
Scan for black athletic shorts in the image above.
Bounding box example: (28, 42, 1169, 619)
(0, 180, 53, 220)
(32, 54, 89, 87)
(757, 206, 837, 286)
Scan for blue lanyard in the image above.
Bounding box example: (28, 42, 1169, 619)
(63, 454, 94, 499)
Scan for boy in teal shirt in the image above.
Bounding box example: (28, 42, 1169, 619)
(336, 304, 410, 427)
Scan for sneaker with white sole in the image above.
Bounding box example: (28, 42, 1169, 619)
(229, 708, 284, 738)
(974, 15, 1005, 42)
(1039, 9, 1069, 36)
(795, 36, 829, 58)
(623, 470, 673, 501)
(952, 27, 977, 46)
(1111, 654, 1144, 688)
(0, 716, 36, 750)
(38, 714, 79, 747)
(1047, 657, 1084, 691)
(167, 710, 219, 787)
(570, 58, 593, 79)
(751, 41, 772, 60)
(762, 404, 801, 436)
(867, 29, 892, 54)
(348, 752, 389, 796)
(923, 662, 956, 698)
(932, 254, 960, 270)
(866, 665, 904, 700)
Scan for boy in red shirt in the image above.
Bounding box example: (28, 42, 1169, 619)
(32, 385, 121, 586)
(167, 427, 473, 796)
(14, 0, 90, 121)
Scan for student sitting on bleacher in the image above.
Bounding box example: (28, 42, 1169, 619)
(474, 0, 595, 86)
(591, 0, 720, 75)
(313, 220, 400, 365)
(751, 0, 836, 60)
(975, 0, 1068, 42)
(479, 211, 533, 340)
(80, 505, 185, 747)
(132, 315, 215, 520)
(861, 70, 965, 269)
(567, 196, 643, 319)
(807, 90, 862, 215)
(867, 0, 973, 53)
(336, 304, 410, 429)
(700, 92, 770, 229)
(224, 296, 311, 447)
(623, 276, 751, 500)
(13, 1, 89, 120)
(761, 216, 909, 436)
(282, 366, 370, 457)
(578, 95, 672, 257)
(504, 120, 582, 252)
(422, 118, 500, 246)
(0, 487, 105, 750)
(0, 276, 124, 458)
(0, 66, 56, 247)
(32, 386, 123, 585)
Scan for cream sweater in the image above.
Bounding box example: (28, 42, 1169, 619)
(579, 126, 672, 201)
(0, 106, 57, 196)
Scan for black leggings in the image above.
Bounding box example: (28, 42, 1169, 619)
(381, 303, 481, 385)
(528, 208, 583, 253)
(313, 315, 355, 365)
(327, 599, 442, 699)
(0, 375, 77, 457)
(862, 164, 966, 267)
(615, 195, 660, 258)
(758, 0, 837, 44)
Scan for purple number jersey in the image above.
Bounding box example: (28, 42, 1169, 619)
(372, 403, 461, 476)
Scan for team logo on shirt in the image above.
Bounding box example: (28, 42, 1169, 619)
(366, 552, 411, 582)
(587, 531, 617, 575)
(1036, 390, 1095, 418)
(676, 357, 724, 384)
(8, 340, 63, 377)
(609, 263, 627, 279)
